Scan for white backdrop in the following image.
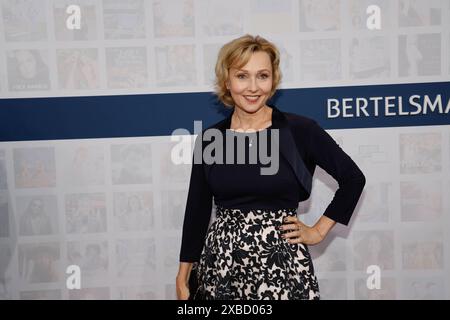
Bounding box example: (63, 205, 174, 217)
(0, 0, 449, 299)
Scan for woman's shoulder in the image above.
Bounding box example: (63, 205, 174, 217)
(201, 107, 321, 135)
(282, 110, 317, 128)
(281, 111, 321, 140)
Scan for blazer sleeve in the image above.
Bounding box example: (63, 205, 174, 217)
(307, 120, 366, 225)
(179, 134, 213, 262)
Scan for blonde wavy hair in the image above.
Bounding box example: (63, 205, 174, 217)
(214, 34, 282, 108)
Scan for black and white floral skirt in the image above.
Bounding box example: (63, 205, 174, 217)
(190, 205, 320, 300)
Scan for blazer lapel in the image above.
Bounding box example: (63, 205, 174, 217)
(205, 104, 312, 197)
(271, 105, 312, 196)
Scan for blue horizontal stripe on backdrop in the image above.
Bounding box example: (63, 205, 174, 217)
(0, 81, 449, 142)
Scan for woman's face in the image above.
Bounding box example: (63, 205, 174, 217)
(226, 51, 273, 113)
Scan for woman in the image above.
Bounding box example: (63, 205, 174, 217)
(176, 34, 366, 300)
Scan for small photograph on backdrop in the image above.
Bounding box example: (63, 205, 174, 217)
(399, 34, 441, 77)
(198, 0, 242, 36)
(18, 243, 61, 284)
(401, 277, 445, 300)
(158, 142, 191, 184)
(20, 289, 61, 300)
(353, 230, 395, 271)
(61, 145, 105, 186)
(399, 132, 441, 174)
(13, 147, 56, 188)
(152, 0, 195, 37)
(349, 0, 391, 30)
(161, 190, 186, 230)
(400, 180, 442, 222)
(402, 231, 443, 270)
(203, 44, 221, 86)
(349, 37, 390, 79)
(248, 0, 294, 34)
(116, 285, 157, 300)
(299, 0, 340, 31)
(0, 243, 12, 289)
(300, 39, 341, 81)
(115, 238, 156, 280)
(0, 150, 7, 189)
(7, 50, 50, 91)
(57, 49, 100, 90)
(354, 138, 393, 173)
(162, 236, 181, 275)
(69, 287, 110, 300)
(312, 238, 347, 273)
(399, 0, 441, 27)
(274, 41, 294, 83)
(53, 0, 97, 40)
(0, 281, 12, 300)
(111, 144, 152, 184)
(317, 279, 347, 300)
(113, 192, 154, 232)
(155, 45, 196, 87)
(67, 241, 108, 280)
(16, 195, 58, 236)
(1, 0, 47, 41)
(0, 194, 9, 238)
(65, 193, 107, 234)
(105, 47, 148, 89)
(103, 0, 145, 39)
(355, 277, 396, 300)
(353, 182, 391, 224)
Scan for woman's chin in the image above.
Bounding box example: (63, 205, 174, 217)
(235, 101, 267, 113)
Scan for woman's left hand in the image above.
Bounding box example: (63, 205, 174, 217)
(280, 216, 324, 245)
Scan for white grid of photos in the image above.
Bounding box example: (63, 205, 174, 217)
(0, 0, 449, 300)
(0, 135, 191, 299)
(0, 124, 449, 300)
(0, 0, 449, 98)
(295, 123, 450, 300)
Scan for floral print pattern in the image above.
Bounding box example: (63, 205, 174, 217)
(191, 206, 320, 300)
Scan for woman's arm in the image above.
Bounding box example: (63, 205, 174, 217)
(177, 134, 213, 299)
(306, 119, 366, 226)
(179, 134, 213, 262)
(282, 119, 365, 244)
(314, 215, 336, 239)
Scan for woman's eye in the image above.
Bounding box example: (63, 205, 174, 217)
(235, 73, 269, 79)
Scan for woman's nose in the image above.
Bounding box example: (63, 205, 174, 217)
(248, 77, 258, 91)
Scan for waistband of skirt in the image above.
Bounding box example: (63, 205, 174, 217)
(215, 205, 298, 220)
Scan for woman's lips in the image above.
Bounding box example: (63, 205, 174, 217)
(244, 95, 261, 103)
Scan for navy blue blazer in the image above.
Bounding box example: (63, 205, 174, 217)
(180, 104, 366, 262)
